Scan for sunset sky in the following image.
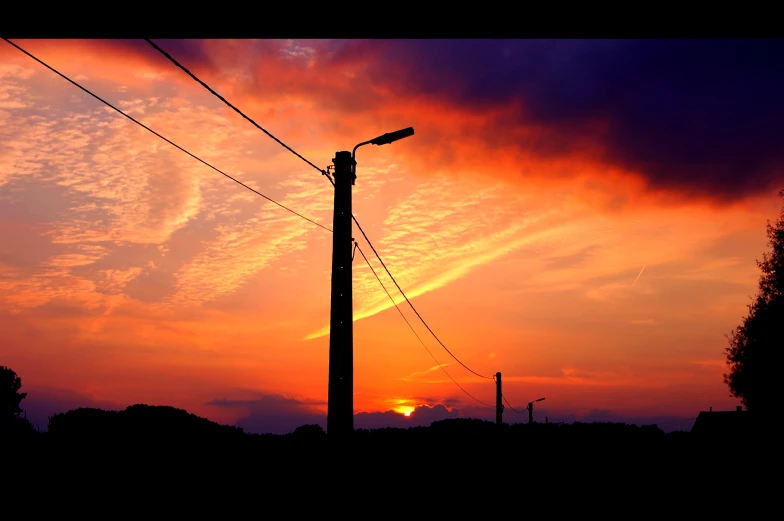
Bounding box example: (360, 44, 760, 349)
(1, 39, 782, 434)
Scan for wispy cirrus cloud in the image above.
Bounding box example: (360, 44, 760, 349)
(401, 363, 449, 382)
(305, 175, 562, 339)
(170, 173, 332, 306)
(0, 58, 335, 316)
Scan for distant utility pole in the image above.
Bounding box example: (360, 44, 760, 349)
(327, 151, 356, 438)
(496, 372, 503, 426)
(527, 397, 545, 424)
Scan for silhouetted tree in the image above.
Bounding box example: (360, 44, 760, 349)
(1, 365, 27, 421)
(1, 365, 34, 436)
(724, 190, 784, 414)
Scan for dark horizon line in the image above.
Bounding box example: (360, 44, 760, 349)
(21, 401, 726, 436)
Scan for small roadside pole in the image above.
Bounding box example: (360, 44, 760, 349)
(528, 397, 545, 423)
(496, 372, 503, 427)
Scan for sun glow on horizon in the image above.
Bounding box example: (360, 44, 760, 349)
(394, 405, 416, 417)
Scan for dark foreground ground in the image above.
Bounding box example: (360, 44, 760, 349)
(3, 407, 769, 513)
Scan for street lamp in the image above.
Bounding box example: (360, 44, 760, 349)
(527, 397, 545, 424)
(350, 127, 415, 184)
(326, 126, 415, 438)
(355, 127, 415, 154)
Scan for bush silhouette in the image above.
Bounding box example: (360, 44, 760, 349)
(292, 423, 326, 438)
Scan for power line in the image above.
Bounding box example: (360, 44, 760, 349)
(144, 39, 326, 176)
(355, 243, 493, 408)
(11, 35, 493, 391)
(352, 216, 494, 380)
(145, 37, 493, 383)
(502, 393, 522, 414)
(2, 38, 331, 234)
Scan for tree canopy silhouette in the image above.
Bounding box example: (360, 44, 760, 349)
(724, 190, 784, 414)
(1, 365, 27, 421)
(1, 365, 34, 435)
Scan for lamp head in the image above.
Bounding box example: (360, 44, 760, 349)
(370, 127, 414, 146)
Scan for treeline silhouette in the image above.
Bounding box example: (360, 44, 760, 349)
(2, 404, 760, 514)
(8, 402, 758, 496)
(47, 404, 246, 440)
(5, 403, 764, 505)
(8, 402, 752, 453)
(1, 366, 762, 504)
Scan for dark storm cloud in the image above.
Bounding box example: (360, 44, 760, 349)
(338, 39, 784, 200)
(106, 39, 213, 68)
(101, 38, 784, 200)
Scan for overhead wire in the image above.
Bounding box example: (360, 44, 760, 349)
(1, 38, 331, 234)
(15, 39, 644, 424)
(9, 36, 547, 417)
(143, 38, 494, 383)
(144, 39, 327, 176)
(32, 36, 493, 393)
(502, 393, 522, 414)
(352, 216, 495, 380)
(355, 243, 494, 408)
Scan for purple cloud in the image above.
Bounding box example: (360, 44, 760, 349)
(208, 394, 461, 435)
(355, 404, 459, 430)
(343, 39, 784, 200)
(208, 393, 326, 435)
(21, 385, 124, 431)
(91, 39, 784, 200)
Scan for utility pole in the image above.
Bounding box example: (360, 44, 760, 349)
(527, 397, 545, 424)
(496, 372, 503, 426)
(327, 151, 356, 438)
(325, 127, 414, 438)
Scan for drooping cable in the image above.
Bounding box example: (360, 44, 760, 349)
(2, 38, 331, 233)
(145, 37, 495, 384)
(502, 394, 523, 414)
(353, 216, 494, 380)
(355, 243, 493, 408)
(145, 39, 325, 175)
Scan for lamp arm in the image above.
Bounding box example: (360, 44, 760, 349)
(352, 140, 372, 160)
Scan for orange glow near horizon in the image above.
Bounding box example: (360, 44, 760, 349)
(394, 406, 416, 417)
(0, 39, 774, 433)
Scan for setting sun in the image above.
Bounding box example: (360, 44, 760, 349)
(394, 406, 416, 417)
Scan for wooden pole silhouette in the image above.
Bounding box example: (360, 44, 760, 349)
(496, 372, 503, 426)
(327, 151, 356, 437)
